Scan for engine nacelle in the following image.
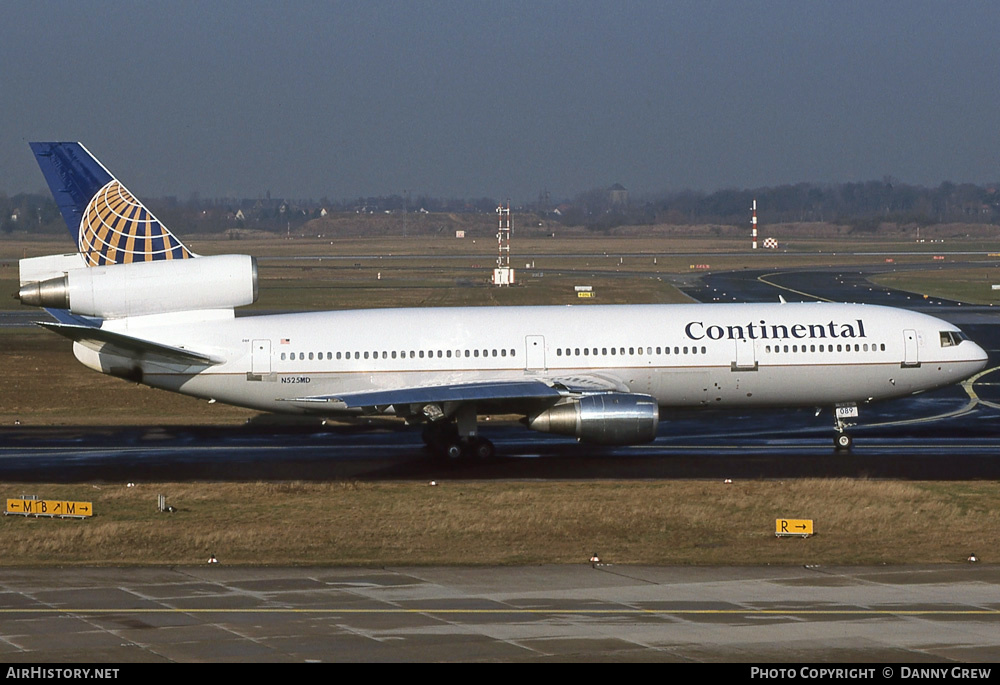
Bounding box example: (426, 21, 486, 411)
(19, 254, 258, 318)
(526, 393, 659, 445)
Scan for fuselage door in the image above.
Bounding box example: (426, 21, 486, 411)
(252, 339, 272, 375)
(525, 335, 546, 371)
(732, 337, 757, 371)
(902, 329, 920, 367)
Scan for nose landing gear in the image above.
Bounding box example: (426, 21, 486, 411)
(833, 403, 858, 451)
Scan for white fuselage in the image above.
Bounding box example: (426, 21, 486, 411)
(76, 302, 989, 416)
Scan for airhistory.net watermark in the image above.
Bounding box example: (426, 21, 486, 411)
(5, 669, 119, 680)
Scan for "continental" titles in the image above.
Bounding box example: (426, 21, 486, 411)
(685, 319, 867, 341)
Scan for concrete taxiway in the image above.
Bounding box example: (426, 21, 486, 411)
(1, 565, 998, 662)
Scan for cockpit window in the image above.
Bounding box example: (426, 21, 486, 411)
(940, 331, 967, 347)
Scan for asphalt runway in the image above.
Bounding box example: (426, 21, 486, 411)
(2, 565, 999, 663)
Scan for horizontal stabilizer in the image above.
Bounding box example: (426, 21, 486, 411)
(37, 321, 224, 366)
(43, 307, 103, 328)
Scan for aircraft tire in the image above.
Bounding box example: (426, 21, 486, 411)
(443, 442, 465, 460)
(468, 438, 495, 460)
(834, 433, 853, 451)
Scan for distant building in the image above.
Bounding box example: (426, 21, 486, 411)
(609, 183, 628, 209)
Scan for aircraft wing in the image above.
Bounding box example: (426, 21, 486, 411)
(37, 321, 225, 366)
(288, 374, 626, 412)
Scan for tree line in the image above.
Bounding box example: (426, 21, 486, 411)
(3, 179, 998, 236)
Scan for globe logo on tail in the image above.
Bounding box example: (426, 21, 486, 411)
(79, 180, 192, 266)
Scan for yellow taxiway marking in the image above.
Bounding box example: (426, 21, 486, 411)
(963, 365, 1000, 411)
(866, 365, 1000, 431)
(756, 272, 836, 303)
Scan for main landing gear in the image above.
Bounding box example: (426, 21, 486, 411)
(832, 403, 858, 451)
(421, 423, 496, 460)
(420, 405, 496, 460)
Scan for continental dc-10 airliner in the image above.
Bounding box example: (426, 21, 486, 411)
(17, 142, 989, 458)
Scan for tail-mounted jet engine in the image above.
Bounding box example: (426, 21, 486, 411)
(18, 254, 258, 319)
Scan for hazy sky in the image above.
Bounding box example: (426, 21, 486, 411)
(2, 1, 999, 202)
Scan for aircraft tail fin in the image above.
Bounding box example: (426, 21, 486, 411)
(29, 142, 194, 266)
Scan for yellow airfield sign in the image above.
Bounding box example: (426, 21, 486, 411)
(5, 499, 93, 518)
(775, 518, 813, 537)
